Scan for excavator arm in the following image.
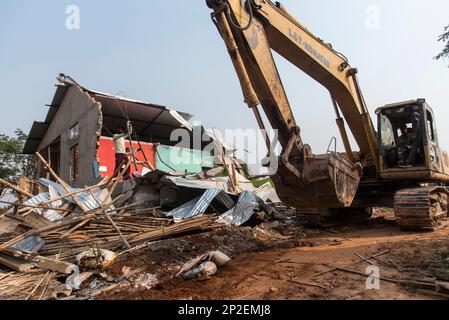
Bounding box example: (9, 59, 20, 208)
(207, 0, 379, 208)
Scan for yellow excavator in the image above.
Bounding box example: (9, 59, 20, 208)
(206, 0, 449, 230)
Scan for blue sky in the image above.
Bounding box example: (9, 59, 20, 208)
(1, 0, 448, 159)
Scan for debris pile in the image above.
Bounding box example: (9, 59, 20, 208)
(0, 153, 294, 300)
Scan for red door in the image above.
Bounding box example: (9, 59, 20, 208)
(97, 137, 156, 178)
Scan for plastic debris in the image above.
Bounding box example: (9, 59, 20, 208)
(11, 236, 45, 253)
(176, 250, 231, 279)
(183, 261, 217, 280)
(65, 271, 94, 290)
(210, 250, 231, 267)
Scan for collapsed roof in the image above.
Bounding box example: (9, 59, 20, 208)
(23, 74, 212, 154)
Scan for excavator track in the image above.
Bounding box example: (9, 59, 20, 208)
(296, 207, 372, 227)
(394, 186, 449, 231)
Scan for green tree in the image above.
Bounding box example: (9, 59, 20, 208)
(435, 25, 449, 64)
(0, 129, 35, 183)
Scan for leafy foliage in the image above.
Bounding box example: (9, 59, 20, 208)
(250, 177, 274, 188)
(435, 25, 449, 64)
(0, 129, 35, 183)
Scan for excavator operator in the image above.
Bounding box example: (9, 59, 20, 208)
(407, 109, 423, 164)
(398, 109, 423, 168)
(397, 124, 410, 146)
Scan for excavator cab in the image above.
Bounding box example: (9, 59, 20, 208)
(377, 99, 449, 180)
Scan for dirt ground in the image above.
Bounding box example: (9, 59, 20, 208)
(93, 215, 449, 300)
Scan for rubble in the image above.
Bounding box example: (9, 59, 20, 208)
(218, 191, 259, 226)
(0, 150, 293, 300)
(164, 189, 234, 222)
(131, 272, 159, 290)
(76, 249, 118, 270)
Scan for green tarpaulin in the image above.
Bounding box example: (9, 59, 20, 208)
(156, 145, 214, 174)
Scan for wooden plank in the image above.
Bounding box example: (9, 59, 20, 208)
(25, 272, 50, 300)
(35, 152, 90, 212)
(34, 256, 78, 274)
(18, 177, 109, 215)
(0, 178, 33, 199)
(0, 252, 35, 272)
(0, 213, 96, 250)
(59, 219, 91, 240)
(2, 248, 78, 274)
(88, 189, 131, 249)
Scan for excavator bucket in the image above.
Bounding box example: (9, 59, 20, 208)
(273, 153, 362, 209)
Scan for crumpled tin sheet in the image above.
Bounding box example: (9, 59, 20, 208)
(217, 191, 259, 226)
(23, 192, 64, 221)
(165, 176, 232, 192)
(215, 191, 235, 210)
(254, 182, 281, 204)
(39, 178, 108, 211)
(164, 189, 222, 222)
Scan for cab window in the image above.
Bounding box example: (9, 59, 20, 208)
(426, 110, 435, 141)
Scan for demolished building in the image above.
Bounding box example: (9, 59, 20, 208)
(23, 75, 218, 187)
(0, 73, 291, 300)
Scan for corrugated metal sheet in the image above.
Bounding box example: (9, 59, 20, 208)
(163, 175, 255, 197)
(90, 92, 200, 148)
(24, 192, 64, 221)
(39, 178, 108, 211)
(164, 189, 221, 222)
(45, 85, 70, 123)
(218, 191, 259, 226)
(22, 140, 40, 155)
(50, 85, 70, 109)
(0, 191, 17, 209)
(254, 182, 281, 204)
(216, 191, 235, 210)
(22, 122, 50, 154)
(44, 106, 58, 125)
(164, 176, 232, 192)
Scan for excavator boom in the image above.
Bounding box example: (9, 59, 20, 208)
(207, 0, 377, 208)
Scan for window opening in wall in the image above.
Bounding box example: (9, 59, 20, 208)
(70, 144, 79, 183)
(69, 123, 80, 141)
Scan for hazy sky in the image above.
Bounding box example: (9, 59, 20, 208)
(1, 0, 448, 163)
